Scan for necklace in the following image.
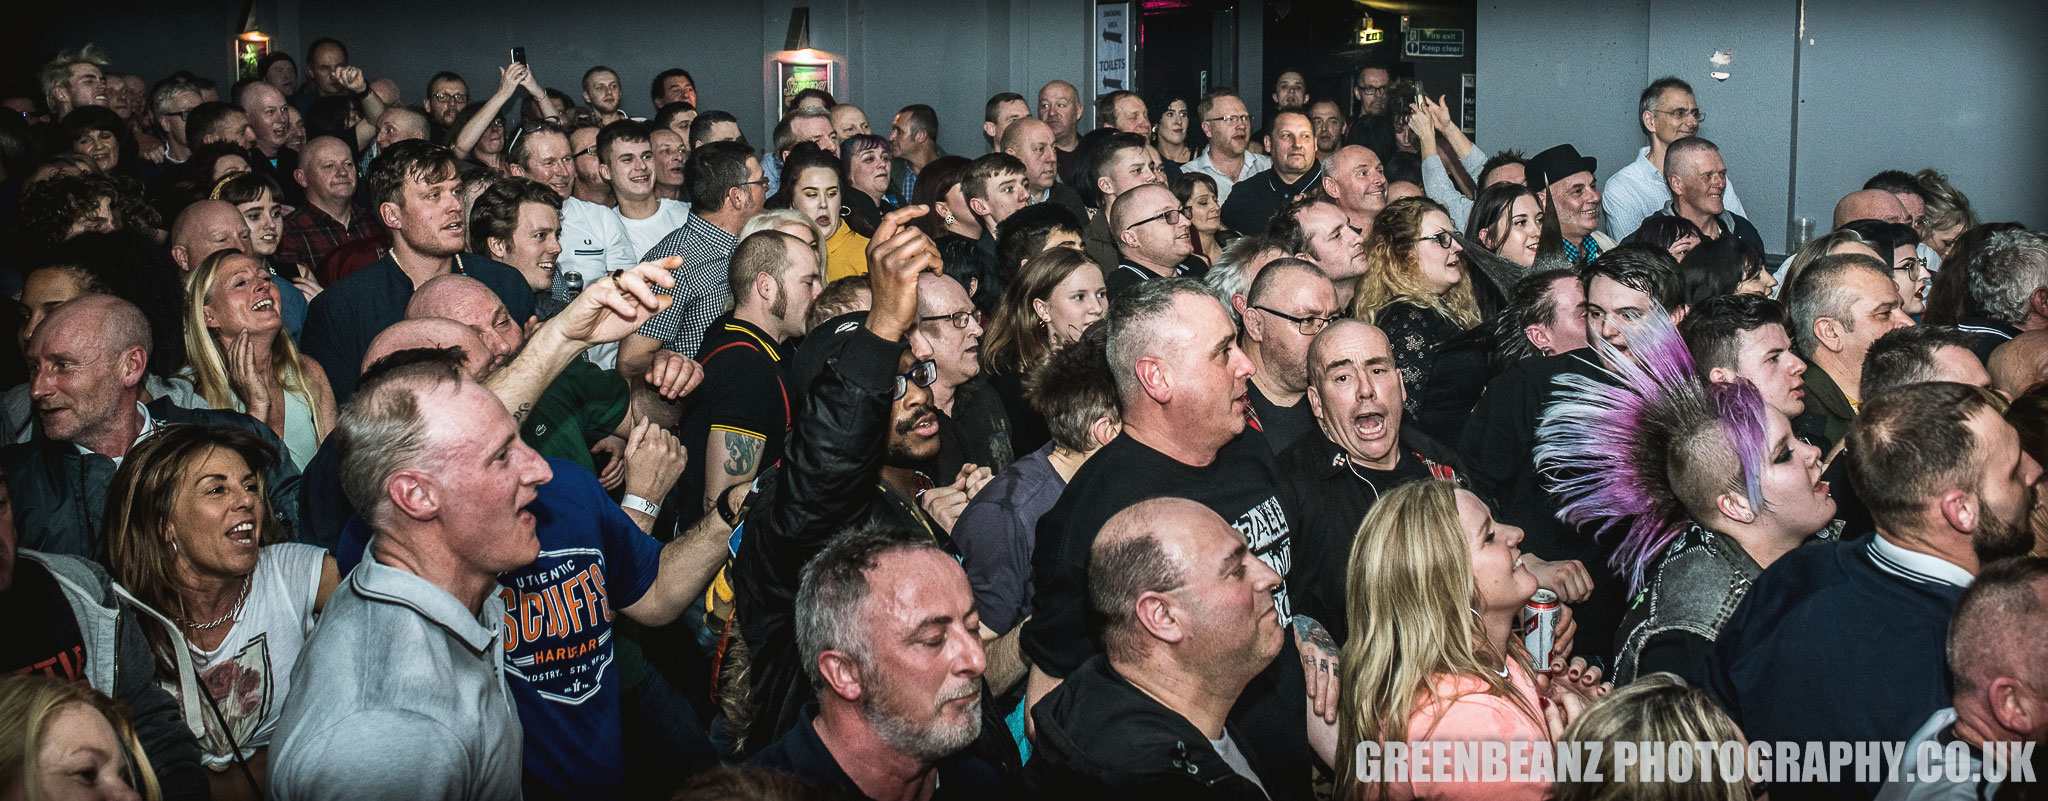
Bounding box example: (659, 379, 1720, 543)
(181, 574, 252, 630)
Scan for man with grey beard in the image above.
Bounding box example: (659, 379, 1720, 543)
(747, 526, 1017, 799)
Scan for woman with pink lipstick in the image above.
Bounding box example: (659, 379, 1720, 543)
(768, 146, 869, 284)
(104, 425, 340, 801)
(181, 250, 337, 470)
(1351, 196, 1489, 444)
(1839, 219, 1930, 317)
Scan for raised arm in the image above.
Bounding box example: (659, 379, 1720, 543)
(485, 258, 679, 419)
(454, 63, 529, 160)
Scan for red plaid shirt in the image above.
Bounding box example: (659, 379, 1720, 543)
(276, 201, 373, 275)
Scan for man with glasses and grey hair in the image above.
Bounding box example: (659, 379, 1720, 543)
(1604, 76, 1751, 239)
(1107, 184, 1203, 297)
(1232, 259, 1338, 453)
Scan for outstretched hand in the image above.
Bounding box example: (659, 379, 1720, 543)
(545, 260, 678, 348)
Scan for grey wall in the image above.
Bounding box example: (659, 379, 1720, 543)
(31, 0, 1091, 160)
(1478, 0, 2048, 249)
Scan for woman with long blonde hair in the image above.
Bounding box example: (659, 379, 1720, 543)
(1338, 480, 1607, 800)
(1349, 196, 1487, 443)
(182, 250, 337, 470)
(1551, 673, 1753, 801)
(0, 674, 161, 801)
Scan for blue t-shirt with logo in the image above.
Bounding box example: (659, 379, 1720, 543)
(336, 459, 662, 801)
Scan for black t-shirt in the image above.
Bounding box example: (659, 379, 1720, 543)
(935, 376, 1016, 480)
(1276, 430, 1456, 645)
(1246, 383, 1316, 455)
(1021, 429, 1295, 678)
(0, 558, 88, 680)
(672, 314, 792, 532)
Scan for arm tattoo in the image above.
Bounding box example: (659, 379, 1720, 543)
(511, 402, 534, 423)
(721, 432, 763, 476)
(1293, 615, 1338, 656)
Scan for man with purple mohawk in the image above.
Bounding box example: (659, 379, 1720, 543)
(1459, 244, 1691, 661)
(1536, 301, 1839, 685)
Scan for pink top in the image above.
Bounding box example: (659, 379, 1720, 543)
(1371, 659, 1553, 801)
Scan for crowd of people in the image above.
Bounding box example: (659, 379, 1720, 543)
(0, 34, 2044, 801)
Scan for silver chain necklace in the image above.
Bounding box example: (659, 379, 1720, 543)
(181, 574, 252, 631)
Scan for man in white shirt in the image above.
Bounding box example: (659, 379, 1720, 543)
(599, 121, 691, 257)
(1184, 90, 1270, 205)
(1603, 77, 1748, 239)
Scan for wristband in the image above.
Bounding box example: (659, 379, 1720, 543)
(622, 494, 661, 518)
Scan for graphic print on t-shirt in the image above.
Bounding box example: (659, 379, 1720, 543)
(499, 546, 617, 705)
(1237, 495, 1293, 621)
(192, 633, 274, 758)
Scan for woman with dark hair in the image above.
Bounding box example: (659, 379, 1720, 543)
(1680, 234, 1774, 303)
(61, 106, 139, 177)
(211, 171, 319, 335)
(767, 145, 868, 283)
(303, 96, 364, 155)
(105, 424, 339, 800)
(1838, 219, 1928, 317)
(980, 246, 1107, 455)
(1624, 214, 1705, 262)
(447, 102, 508, 173)
(838, 133, 894, 236)
(1351, 196, 1490, 443)
(146, 142, 255, 223)
(1170, 171, 1234, 263)
(1465, 181, 1544, 269)
(1151, 97, 1194, 166)
(913, 155, 999, 309)
(18, 173, 161, 254)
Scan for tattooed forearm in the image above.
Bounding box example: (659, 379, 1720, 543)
(721, 432, 763, 476)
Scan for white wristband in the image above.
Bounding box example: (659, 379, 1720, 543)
(622, 494, 661, 518)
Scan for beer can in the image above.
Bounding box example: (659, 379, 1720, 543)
(563, 271, 584, 297)
(1521, 590, 1560, 672)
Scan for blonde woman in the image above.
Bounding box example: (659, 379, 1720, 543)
(104, 425, 339, 801)
(182, 250, 337, 470)
(1551, 674, 1753, 801)
(0, 675, 160, 801)
(1349, 196, 1487, 443)
(1338, 480, 1608, 801)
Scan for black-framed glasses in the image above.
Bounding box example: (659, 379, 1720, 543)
(1893, 257, 1929, 272)
(919, 310, 977, 330)
(738, 178, 770, 188)
(1253, 305, 1341, 336)
(1357, 84, 1391, 95)
(1414, 230, 1463, 249)
(1125, 206, 1191, 231)
(573, 146, 597, 159)
(1655, 108, 1705, 122)
(431, 92, 469, 104)
(894, 359, 939, 400)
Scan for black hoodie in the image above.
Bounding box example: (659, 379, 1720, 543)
(1028, 651, 1313, 800)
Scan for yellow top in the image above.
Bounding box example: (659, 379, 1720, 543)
(824, 220, 872, 284)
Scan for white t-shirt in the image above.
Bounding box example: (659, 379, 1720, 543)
(163, 543, 326, 769)
(618, 199, 692, 259)
(1208, 731, 1269, 797)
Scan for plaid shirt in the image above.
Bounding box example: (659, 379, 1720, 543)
(634, 214, 740, 356)
(276, 201, 373, 275)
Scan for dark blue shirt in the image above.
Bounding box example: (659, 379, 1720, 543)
(300, 253, 535, 403)
(337, 461, 661, 801)
(748, 702, 1017, 801)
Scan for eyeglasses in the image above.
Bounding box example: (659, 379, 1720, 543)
(1356, 84, 1391, 95)
(1125, 206, 1191, 231)
(431, 92, 469, 104)
(1414, 230, 1463, 249)
(573, 146, 597, 160)
(1655, 108, 1706, 122)
(739, 178, 770, 188)
(894, 359, 939, 400)
(1893, 257, 1929, 272)
(1253, 306, 1341, 336)
(1204, 114, 1251, 126)
(919, 310, 977, 330)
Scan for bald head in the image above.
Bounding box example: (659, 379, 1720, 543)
(302, 134, 350, 164)
(375, 107, 430, 149)
(1990, 330, 2048, 396)
(1946, 558, 2048, 713)
(170, 200, 252, 270)
(1090, 498, 1217, 659)
(1834, 189, 1910, 229)
(1000, 116, 1050, 155)
(1111, 183, 1179, 231)
(363, 318, 490, 378)
(406, 275, 518, 371)
(40, 294, 151, 358)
